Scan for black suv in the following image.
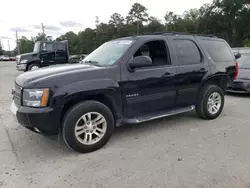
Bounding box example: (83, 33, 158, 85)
(16, 40, 69, 71)
(11, 33, 237, 153)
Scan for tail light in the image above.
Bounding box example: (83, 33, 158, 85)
(234, 61, 238, 80)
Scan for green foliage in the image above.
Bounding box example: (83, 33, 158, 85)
(244, 39, 250, 47)
(15, 1, 250, 56)
(18, 36, 35, 54)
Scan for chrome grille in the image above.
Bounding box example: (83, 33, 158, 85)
(13, 83, 22, 107)
(16, 57, 19, 64)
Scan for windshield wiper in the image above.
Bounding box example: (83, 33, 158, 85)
(82, 60, 102, 67)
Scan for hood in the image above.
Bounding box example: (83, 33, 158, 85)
(237, 68, 250, 79)
(18, 52, 38, 64)
(19, 52, 38, 58)
(15, 64, 103, 87)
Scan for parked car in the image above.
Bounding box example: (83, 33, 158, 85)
(69, 54, 88, 64)
(16, 40, 69, 71)
(9, 57, 17, 61)
(0, 55, 10, 61)
(227, 47, 250, 93)
(10, 33, 237, 153)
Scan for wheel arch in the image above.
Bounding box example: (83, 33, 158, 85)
(200, 74, 228, 92)
(60, 91, 122, 126)
(26, 60, 41, 71)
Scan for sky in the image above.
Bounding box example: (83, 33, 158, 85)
(0, 0, 212, 50)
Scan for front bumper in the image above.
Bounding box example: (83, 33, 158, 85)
(10, 101, 61, 135)
(227, 79, 250, 93)
(16, 64, 27, 71)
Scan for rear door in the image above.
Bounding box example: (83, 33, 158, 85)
(168, 36, 210, 107)
(55, 42, 68, 64)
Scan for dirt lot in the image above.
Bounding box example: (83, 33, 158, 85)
(0, 61, 250, 188)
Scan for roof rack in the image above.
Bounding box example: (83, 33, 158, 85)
(149, 32, 218, 38)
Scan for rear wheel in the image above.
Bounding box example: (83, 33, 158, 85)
(196, 85, 224, 120)
(27, 63, 40, 71)
(62, 101, 114, 153)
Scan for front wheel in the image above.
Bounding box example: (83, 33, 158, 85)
(196, 85, 225, 120)
(62, 101, 114, 153)
(27, 63, 40, 71)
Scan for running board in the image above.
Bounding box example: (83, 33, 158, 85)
(123, 105, 195, 124)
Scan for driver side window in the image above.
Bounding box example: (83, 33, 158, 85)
(41, 43, 54, 52)
(133, 40, 171, 67)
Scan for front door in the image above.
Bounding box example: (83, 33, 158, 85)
(39, 42, 55, 66)
(55, 42, 67, 64)
(169, 37, 210, 106)
(120, 39, 177, 117)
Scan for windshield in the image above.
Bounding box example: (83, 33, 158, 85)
(83, 40, 134, 66)
(238, 54, 250, 69)
(33, 42, 40, 53)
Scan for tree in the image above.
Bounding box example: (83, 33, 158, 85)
(109, 13, 125, 36)
(18, 37, 34, 54)
(145, 17, 165, 33)
(109, 13, 124, 28)
(13, 1, 250, 55)
(126, 3, 149, 34)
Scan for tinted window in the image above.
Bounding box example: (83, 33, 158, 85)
(173, 39, 201, 65)
(41, 43, 54, 51)
(201, 40, 234, 62)
(133, 40, 170, 67)
(56, 43, 65, 51)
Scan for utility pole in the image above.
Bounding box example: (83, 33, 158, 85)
(8, 40, 11, 56)
(41, 22, 45, 36)
(16, 31, 20, 55)
(95, 16, 100, 49)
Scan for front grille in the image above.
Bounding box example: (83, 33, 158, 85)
(13, 83, 22, 107)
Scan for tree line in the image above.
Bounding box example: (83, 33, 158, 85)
(1, 0, 250, 56)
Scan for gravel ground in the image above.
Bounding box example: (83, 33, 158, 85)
(0, 61, 250, 188)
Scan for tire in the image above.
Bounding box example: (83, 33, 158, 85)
(62, 100, 114, 153)
(27, 63, 40, 71)
(196, 85, 224, 120)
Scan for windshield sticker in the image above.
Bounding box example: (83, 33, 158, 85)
(118, 40, 133, 45)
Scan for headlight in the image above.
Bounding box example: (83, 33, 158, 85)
(20, 60, 28, 64)
(23, 88, 49, 107)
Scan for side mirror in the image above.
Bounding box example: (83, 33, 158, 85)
(129, 56, 152, 69)
(234, 52, 241, 60)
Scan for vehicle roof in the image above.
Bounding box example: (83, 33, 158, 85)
(115, 32, 221, 41)
(36, 40, 67, 43)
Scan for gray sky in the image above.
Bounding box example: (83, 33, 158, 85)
(0, 0, 212, 50)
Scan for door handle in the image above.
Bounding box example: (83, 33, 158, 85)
(200, 68, 208, 73)
(162, 72, 175, 77)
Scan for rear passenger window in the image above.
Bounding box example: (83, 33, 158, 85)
(200, 40, 234, 62)
(56, 43, 65, 51)
(173, 39, 202, 65)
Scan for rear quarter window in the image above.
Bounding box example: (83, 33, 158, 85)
(201, 40, 234, 62)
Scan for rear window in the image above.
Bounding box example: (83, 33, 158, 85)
(201, 40, 234, 62)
